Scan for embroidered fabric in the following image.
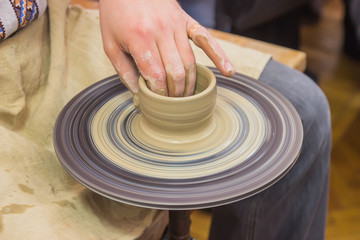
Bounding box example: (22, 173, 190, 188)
(0, 0, 47, 42)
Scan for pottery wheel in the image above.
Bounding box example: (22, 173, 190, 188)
(54, 68, 303, 210)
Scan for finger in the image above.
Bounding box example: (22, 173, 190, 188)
(129, 42, 168, 96)
(187, 21, 235, 77)
(174, 30, 197, 97)
(157, 35, 187, 97)
(103, 41, 140, 93)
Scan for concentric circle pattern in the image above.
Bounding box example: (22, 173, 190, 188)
(54, 69, 303, 210)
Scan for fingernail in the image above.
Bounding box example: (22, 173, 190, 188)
(225, 62, 235, 75)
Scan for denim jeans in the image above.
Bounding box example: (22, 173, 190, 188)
(209, 59, 331, 240)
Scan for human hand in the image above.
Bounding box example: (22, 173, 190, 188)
(99, 0, 235, 97)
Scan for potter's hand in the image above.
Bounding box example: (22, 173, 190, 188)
(99, 0, 235, 96)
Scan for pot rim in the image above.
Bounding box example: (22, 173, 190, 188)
(138, 64, 216, 103)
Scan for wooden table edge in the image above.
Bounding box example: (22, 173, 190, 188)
(208, 29, 307, 72)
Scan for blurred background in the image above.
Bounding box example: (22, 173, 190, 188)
(191, 0, 360, 239)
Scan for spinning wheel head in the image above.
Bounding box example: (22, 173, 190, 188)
(53, 67, 303, 210)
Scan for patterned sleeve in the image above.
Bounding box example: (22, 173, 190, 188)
(0, 0, 47, 42)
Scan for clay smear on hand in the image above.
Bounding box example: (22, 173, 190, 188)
(137, 50, 167, 96)
(184, 63, 196, 96)
(121, 71, 140, 94)
(188, 24, 235, 76)
(165, 64, 186, 97)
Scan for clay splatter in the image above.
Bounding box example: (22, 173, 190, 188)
(18, 184, 34, 194)
(1, 204, 34, 214)
(53, 200, 77, 210)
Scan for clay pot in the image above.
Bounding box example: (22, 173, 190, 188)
(133, 64, 217, 143)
